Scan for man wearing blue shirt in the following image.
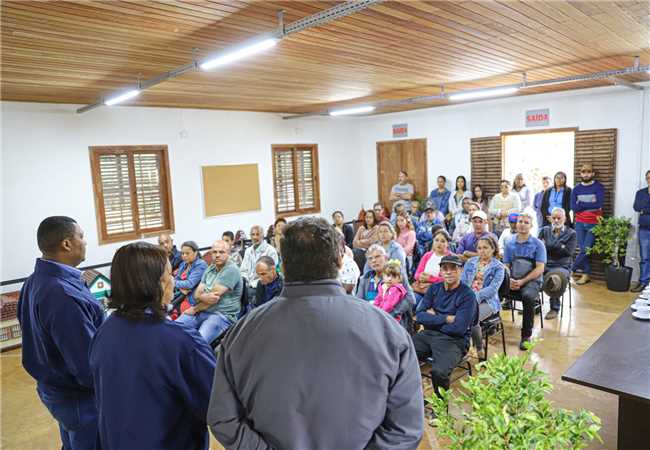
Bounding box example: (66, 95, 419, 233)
(632, 170, 650, 292)
(18, 216, 104, 450)
(503, 213, 547, 350)
(413, 254, 477, 398)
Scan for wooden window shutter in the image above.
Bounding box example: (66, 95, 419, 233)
(470, 136, 502, 198)
(574, 128, 617, 280)
(90, 146, 174, 244)
(272, 145, 320, 217)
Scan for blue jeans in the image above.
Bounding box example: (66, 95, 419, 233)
(37, 386, 99, 450)
(639, 228, 650, 285)
(176, 311, 232, 344)
(573, 222, 596, 275)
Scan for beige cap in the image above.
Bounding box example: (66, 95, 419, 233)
(580, 163, 594, 172)
(471, 210, 488, 221)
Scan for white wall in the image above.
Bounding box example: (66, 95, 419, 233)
(2, 84, 649, 287)
(1, 103, 362, 285)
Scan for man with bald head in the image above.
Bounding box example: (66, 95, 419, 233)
(240, 225, 279, 294)
(158, 233, 182, 272)
(176, 240, 243, 343)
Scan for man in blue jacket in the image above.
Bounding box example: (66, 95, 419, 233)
(413, 254, 477, 398)
(18, 216, 104, 449)
(632, 170, 650, 292)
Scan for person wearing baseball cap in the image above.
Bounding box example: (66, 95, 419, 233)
(570, 162, 605, 285)
(412, 254, 478, 401)
(497, 212, 520, 256)
(456, 210, 497, 262)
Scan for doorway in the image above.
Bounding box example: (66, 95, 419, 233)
(503, 130, 575, 195)
(376, 139, 427, 210)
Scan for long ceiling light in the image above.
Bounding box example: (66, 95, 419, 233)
(104, 89, 140, 106)
(77, 0, 384, 114)
(200, 37, 278, 70)
(448, 86, 519, 102)
(329, 105, 376, 116)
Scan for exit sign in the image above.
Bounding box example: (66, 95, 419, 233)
(526, 109, 549, 127)
(393, 123, 408, 138)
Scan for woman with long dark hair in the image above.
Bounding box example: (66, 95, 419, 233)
(89, 242, 216, 450)
(448, 175, 471, 220)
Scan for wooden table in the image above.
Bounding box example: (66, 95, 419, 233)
(562, 308, 650, 449)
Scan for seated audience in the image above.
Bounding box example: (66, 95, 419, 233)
(390, 202, 408, 226)
(254, 255, 283, 308)
(447, 176, 471, 228)
(221, 231, 242, 267)
(208, 218, 423, 449)
(373, 202, 389, 222)
(332, 210, 354, 248)
(413, 229, 452, 306)
(457, 210, 497, 261)
(460, 236, 505, 359)
(337, 234, 361, 294)
(538, 208, 577, 319)
(89, 242, 216, 450)
(503, 213, 547, 350)
(415, 204, 445, 257)
(158, 233, 182, 272)
(240, 225, 279, 291)
(632, 169, 650, 292)
(389, 170, 414, 211)
(410, 199, 422, 222)
(395, 212, 416, 269)
(273, 217, 287, 251)
(374, 260, 408, 322)
(498, 213, 520, 255)
(363, 221, 406, 273)
(451, 197, 473, 243)
(357, 244, 415, 309)
(353, 210, 379, 250)
(176, 240, 243, 344)
(471, 184, 490, 215)
(429, 175, 451, 216)
(489, 179, 522, 236)
(513, 173, 532, 210)
(171, 241, 208, 316)
(413, 254, 478, 397)
(533, 176, 551, 227)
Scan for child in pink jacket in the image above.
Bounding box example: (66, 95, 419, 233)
(374, 260, 407, 321)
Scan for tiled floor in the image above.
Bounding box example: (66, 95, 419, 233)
(1, 280, 635, 449)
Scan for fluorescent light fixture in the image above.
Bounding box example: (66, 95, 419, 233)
(200, 38, 278, 70)
(448, 86, 519, 102)
(104, 89, 140, 106)
(329, 105, 376, 116)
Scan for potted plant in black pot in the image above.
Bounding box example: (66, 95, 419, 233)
(587, 216, 632, 292)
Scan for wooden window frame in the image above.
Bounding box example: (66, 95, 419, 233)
(89, 145, 175, 245)
(271, 144, 321, 218)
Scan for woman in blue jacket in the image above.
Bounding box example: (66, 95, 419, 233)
(460, 235, 505, 359)
(172, 240, 207, 313)
(90, 242, 216, 450)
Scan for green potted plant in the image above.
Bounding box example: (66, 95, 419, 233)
(586, 216, 632, 292)
(429, 344, 601, 449)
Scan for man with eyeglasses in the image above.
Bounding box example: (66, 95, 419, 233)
(412, 254, 477, 400)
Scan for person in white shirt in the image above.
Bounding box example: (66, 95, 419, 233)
(498, 213, 520, 255)
(389, 171, 414, 210)
(513, 173, 532, 211)
(240, 225, 279, 290)
(489, 180, 522, 236)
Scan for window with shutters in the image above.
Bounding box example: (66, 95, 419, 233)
(89, 145, 174, 244)
(271, 144, 320, 217)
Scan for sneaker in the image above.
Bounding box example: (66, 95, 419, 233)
(576, 274, 591, 285)
(519, 337, 531, 351)
(631, 282, 648, 293)
(545, 310, 558, 320)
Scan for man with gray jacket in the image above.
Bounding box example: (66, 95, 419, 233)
(208, 218, 424, 450)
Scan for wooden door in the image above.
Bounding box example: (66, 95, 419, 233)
(376, 139, 427, 210)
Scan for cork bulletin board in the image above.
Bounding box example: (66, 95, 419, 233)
(201, 164, 261, 217)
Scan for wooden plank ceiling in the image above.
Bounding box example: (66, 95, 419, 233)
(2, 1, 649, 115)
